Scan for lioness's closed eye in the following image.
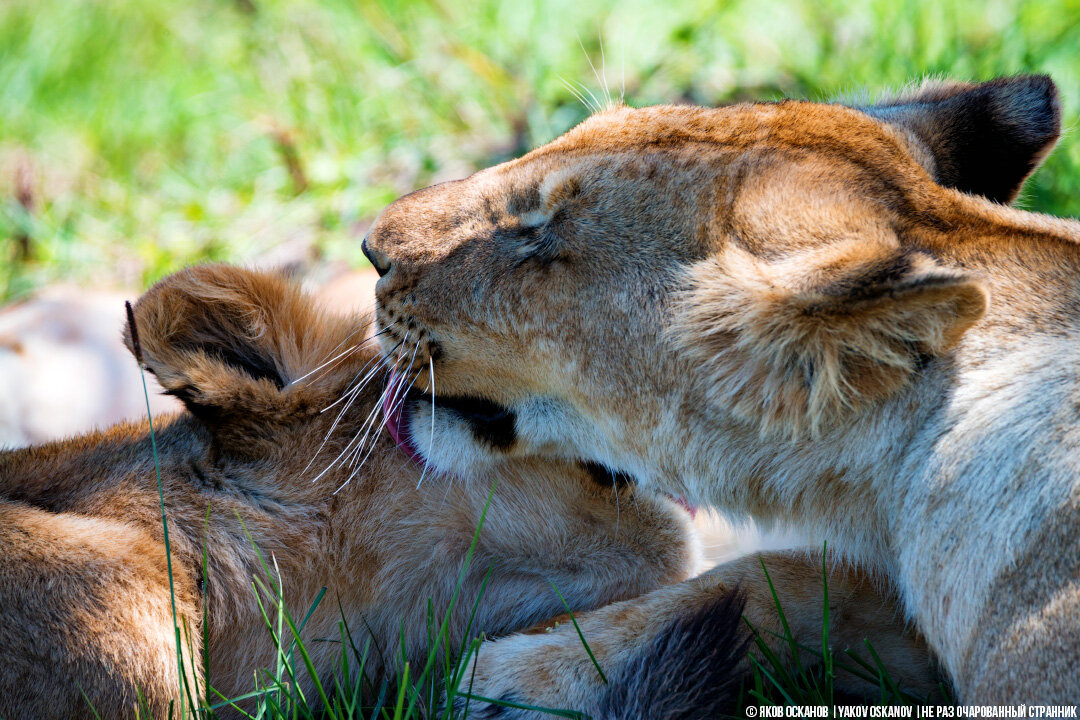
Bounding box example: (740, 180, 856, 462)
(0, 264, 697, 720)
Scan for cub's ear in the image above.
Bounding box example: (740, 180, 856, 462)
(864, 75, 1060, 203)
(675, 242, 987, 438)
(124, 264, 361, 454)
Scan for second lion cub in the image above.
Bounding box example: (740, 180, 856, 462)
(0, 265, 695, 719)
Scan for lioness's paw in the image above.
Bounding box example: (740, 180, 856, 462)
(449, 591, 751, 718)
(450, 623, 605, 719)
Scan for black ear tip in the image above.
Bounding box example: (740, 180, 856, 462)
(865, 74, 1062, 204)
(1001, 73, 1058, 97)
(985, 74, 1062, 142)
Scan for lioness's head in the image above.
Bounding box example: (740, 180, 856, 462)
(367, 76, 1060, 492)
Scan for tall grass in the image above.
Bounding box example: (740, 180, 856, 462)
(2, 0, 1080, 300)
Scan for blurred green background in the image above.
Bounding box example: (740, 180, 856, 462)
(2, 0, 1079, 300)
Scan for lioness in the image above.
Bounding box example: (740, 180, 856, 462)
(366, 74, 1080, 704)
(0, 264, 700, 719)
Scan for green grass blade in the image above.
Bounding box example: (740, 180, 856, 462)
(455, 693, 587, 719)
(863, 637, 904, 701)
(201, 504, 212, 710)
(747, 655, 798, 705)
(820, 543, 834, 707)
(250, 578, 304, 706)
(757, 555, 806, 680)
(394, 663, 410, 719)
(546, 580, 607, 685)
(208, 687, 279, 713)
(77, 682, 106, 720)
(127, 302, 192, 715)
(410, 481, 498, 713)
(452, 563, 494, 678)
(281, 608, 340, 720)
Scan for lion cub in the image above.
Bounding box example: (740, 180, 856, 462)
(0, 265, 696, 720)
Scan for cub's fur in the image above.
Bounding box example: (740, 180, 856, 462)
(367, 75, 1078, 703)
(0, 265, 696, 719)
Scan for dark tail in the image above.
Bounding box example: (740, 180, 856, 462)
(596, 589, 751, 720)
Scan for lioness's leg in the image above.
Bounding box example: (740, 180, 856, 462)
(0, 501, 201, 720)
(456, 551, 938, 718)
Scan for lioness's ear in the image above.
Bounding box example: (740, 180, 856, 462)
(124, 265, 360, 454)
(865, 75, 1060, 203)
(676, 242, 987, 438)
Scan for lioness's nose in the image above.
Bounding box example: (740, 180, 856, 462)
(362, 238, 392, 277)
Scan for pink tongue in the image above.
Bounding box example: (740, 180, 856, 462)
(382, 370, 423, 465)
(670, 495, 698, 519)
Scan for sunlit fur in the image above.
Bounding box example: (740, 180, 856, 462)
(0, 265, 697, 719)
(368, 75, 1078, 702)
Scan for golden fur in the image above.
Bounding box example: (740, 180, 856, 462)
(366, 75, 1079, 704)
(0, 265, 697, 719)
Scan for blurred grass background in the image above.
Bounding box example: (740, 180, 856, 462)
(2, 0, 1079, 300)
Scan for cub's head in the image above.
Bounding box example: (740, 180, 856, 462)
(366, 76, 1060, 485)
(124, 264, 381, 466)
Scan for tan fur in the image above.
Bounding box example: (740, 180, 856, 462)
(0, 265, 697, 719)
(366, 76, 1078, 703)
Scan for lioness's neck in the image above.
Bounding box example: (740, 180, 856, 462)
(665, 193, 1080, 523)
(663, 196, 1080, 670)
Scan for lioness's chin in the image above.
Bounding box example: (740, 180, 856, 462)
(399, 398, 510, 477)
(392, 390, 615, 479)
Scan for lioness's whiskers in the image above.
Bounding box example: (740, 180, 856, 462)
(355, 342, 421, 463)
(346, 419, 388, 479)
(344, 357, 403, 457)
(415, 356, 436, 489)
(308, 326, 429, 489)
(335, 413, 393, 492)
(598, 35, 610, 107)
(292, 324, 396, 388)
(320, 327, 404, 415)
(303, 329, 403, 477)
(576, 78, 603, 113)
(338, 338, 400, 402)
(289, 336, 366, 387)
(304, 321, 367, 368)
(353, 337, 424, 465)
(579, 33, 611, 110)
(305, 379, 371, 477)
(309, 378, 390, 484)
(296, 308, 392, 386)
(344, 351, 415, 469)
(308, 341, 405, 482)
(345, 365, 420, 477)
(349, 388, 392, 466)
(560, 76, 595, 114)
(385, 338, 422, 414)
(320, 345, 395, 415)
